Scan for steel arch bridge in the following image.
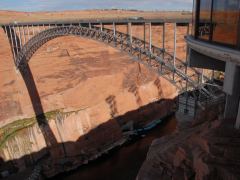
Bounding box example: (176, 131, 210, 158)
(1, 19, 222, 112)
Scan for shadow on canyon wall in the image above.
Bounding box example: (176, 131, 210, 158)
(0, 96, 175, 179)
(19, 65, 59, 147)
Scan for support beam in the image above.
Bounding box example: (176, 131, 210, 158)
(224, 94, 240, 120)
(3, 26, 9, 41)
(17, 26, 22, 49)
(113, 22, 116, 36)
(187, 23, 190, 35)
(27, 25, 30, 40)
(149, 22, 152, 52)
(100, 23, 103, 32)
(128, 22, 132, 54)
(37, 25, 41, 33)
(9, 26, 16, 61)
(32, 25, 35, 36)
(23, 26, 26, 45)
(211, 70, 215, 81)
(113, 22, 116, 46)
(89, 22, 92, 29)
(162, 23, 165, 50)
(223, 62, 240, 126)
(185, 46, 189, 90)
(13, 26, 19, 55)
(201, 69, 204, 84)
(128, 22, 132, 44)
(144, 23, 146, 49)
(236, 102, 240, 129)
(173, 23, 177, 68)
(17, 26, 22, 48)
(223, 62, 240, 95)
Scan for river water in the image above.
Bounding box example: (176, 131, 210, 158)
(53, 116, 176, 180)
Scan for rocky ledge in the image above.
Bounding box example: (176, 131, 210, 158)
(137, 106, 240, 180)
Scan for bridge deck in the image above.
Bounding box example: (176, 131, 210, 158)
(0, 18, 191, 27)
(0, 20, 223, 116)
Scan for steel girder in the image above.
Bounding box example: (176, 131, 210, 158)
(2, 24, 216, 97)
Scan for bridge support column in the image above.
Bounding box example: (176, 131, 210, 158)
(128, 22, 132, 53)
(32, 25, 35, 36)
(27, 25, 30, 40)
(162, 23, 165, 51)
(3, 26, 10, 44)
(100, 23, 103, 32)
(13, 26, 19, 55)
(162, 23, 165, 61)
(37, 25, 41, 33)
(113, 22, 116, 46)
(173, 23, 177, 68)
(223, 62, 240, 128)
(23, 26, 26, 44)
(149, 22, 152, 53)
(172, 23, 177, 81)
(143, 23, 146, 49)
(18, 26, 23, 48)
(9, 26, 16, 61)
(236, 103, 240, 129)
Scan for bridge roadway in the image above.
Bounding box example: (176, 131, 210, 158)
(1, 19, 221, 108)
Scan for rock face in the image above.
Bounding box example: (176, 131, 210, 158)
(137, 106, 240, 180)
(0, 10, 191, 24)
(0, 27, 177, 177)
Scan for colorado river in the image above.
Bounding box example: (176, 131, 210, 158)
(52, 116, 176, 180)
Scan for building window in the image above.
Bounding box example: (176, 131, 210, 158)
(212, 0, 240, 46)
(192, 0, 197, 36)
(198, 0, 212, 40)
(193, 0, 240, 48)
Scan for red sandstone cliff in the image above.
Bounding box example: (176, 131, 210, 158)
(0, 26, 178, 177)
(137, 105, 240, 180)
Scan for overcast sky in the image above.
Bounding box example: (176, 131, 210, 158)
(0, 0, 193, 11)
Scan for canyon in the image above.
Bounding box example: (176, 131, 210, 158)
(0, 11, 190, 178)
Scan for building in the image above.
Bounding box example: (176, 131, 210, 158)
(186, 0, 240, 128)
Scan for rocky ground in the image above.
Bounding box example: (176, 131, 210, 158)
(137, 105, 240, 180)
(0, 10, 191, 24)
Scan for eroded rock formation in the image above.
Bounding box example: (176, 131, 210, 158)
(0, 28, 177, 177)
(137, 104, 240, 180)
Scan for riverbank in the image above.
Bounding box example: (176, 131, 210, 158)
(52, 115, 177, 180)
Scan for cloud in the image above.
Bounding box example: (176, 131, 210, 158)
(0, 0, 193, 11)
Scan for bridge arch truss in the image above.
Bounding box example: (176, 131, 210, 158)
(1, 20, 221, 108)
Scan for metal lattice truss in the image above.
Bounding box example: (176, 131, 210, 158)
(2, 22, 219, 98)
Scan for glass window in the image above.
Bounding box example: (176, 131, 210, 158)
(198, 0, 212, 40)
(212, 0, 240, 46)
(192, 0, 197, 36)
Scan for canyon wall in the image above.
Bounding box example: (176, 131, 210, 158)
(0, 25, 179, 177)
(137, 103, 240, 180)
